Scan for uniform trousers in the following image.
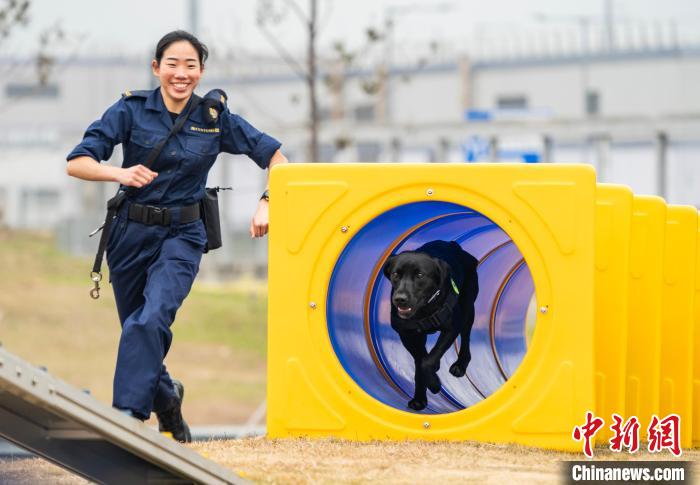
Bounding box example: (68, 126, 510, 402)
(106, 203, 206, 418)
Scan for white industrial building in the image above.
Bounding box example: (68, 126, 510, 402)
(0, 34, 699, 273)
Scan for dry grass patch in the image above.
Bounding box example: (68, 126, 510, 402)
(9, 439, 699, 484)
(0, 231, 267, 425)
(191, 438, 700, 484)
(0, 458, 90, 484)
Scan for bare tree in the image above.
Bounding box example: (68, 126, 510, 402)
(0, 2, 86, 113)
(326, 24, 440, 152)
(307, 0, 318, 163)
(0, 2, 66, 87)
(36, 23, 67, 86)
(0, 0, 29, 43)
(256, 0, 440, 161)
(257, 0, 321, 162)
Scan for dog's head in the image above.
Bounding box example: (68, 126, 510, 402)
(383, 251, 450, 319)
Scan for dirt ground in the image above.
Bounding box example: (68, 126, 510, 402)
(2, 438, 697, 484)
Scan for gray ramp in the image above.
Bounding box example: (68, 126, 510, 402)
(0, 346, 244, 484)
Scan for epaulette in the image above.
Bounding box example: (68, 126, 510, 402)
(201, 89, 228, 125)
(121, 90, 150, 99)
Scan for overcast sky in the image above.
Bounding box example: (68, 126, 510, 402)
(4, 0, 700, 61)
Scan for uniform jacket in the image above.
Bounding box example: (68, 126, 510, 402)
(67, 87, 281, 207)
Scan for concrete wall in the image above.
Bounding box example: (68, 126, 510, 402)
(471, 54, 700, 118)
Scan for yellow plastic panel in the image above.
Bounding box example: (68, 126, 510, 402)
(594, 184, 632, 442)
(659, 205, 697, 448)
(626, 196, 666, 429)
(694, 213, 700, 447)
(268, 163, 596, 451)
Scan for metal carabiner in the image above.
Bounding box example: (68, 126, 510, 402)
(88, 223, 105, 237)
(90, 271, 102, 299)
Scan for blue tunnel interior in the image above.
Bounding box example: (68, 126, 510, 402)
(327, 201, 537, 414)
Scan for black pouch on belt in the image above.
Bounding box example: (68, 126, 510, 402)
(200, 186, 231, 253)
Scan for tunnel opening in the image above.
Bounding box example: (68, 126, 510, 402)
(327, 201, 537, 414)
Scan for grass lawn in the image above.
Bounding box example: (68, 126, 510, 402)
(0, 229, 267, 424)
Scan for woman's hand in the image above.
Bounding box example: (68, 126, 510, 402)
(116, 164, 158, 188)
(250, 199, 269, 238)
(66, 157, 158, 188)
(248, 149, 287, 239)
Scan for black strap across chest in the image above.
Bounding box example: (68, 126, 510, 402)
(89, 95, 204, 299)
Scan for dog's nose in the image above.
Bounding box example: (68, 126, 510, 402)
(393, 295, 408, 307)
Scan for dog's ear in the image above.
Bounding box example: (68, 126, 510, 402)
(383, 255, 397, 279)
(434, 257, 451, 285)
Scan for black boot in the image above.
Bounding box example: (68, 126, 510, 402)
(117, 408, 145, 421)
(156, 379, 192, 443)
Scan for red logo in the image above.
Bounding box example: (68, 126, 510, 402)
(572, 411, 605, 458)
(609, 414, 640, 453)
(573, 412, 682, 457)
(647, 414, 681, 457)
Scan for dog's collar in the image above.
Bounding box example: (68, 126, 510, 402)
(426, 278, 459, 305)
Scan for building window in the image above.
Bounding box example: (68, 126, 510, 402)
(20, 188, 60, 228)
(353, 104, 375, 122)
(496, 95, 528, 110)
(357, 142, 381, 163)
(586, 90, 600, 116)
(6, 83, 59, 98)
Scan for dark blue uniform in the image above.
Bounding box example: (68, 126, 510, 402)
(67, 88, 281, 418)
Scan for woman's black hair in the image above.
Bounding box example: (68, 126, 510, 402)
(154, 30, 209, 66)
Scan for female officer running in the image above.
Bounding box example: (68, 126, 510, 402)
(66, 30, 288, 442)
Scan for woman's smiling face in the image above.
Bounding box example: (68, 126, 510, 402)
(151, 40, 203, 111)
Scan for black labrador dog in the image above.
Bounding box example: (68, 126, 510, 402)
(383, 240, 479, 411)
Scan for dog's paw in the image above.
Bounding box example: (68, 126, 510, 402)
(425, 373, 441, 394)
(449, 362, 467, 377)
(408, 398, 427, 411)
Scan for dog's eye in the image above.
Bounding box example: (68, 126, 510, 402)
(416, 272, 424, 279)
(391, 271, 399, 278)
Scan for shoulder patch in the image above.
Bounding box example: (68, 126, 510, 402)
(201, 89, 229, 125)
(121, 89, 150, 99)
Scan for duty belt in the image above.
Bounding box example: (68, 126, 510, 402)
(127, 202, 200, 226)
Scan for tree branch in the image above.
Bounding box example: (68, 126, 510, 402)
(281, 0, 308, 27)
(257, 22, 310, 82)
(0, 0, 29, 46)
(316, 0, 334, 37)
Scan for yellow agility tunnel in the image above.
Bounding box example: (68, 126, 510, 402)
(267, 163, 698, 451)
